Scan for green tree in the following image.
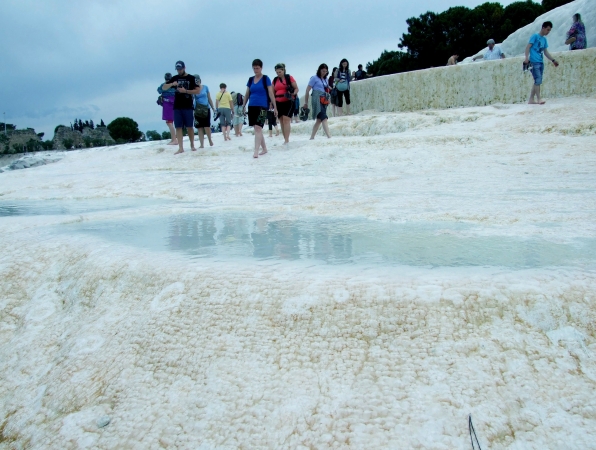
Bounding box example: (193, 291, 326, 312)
(501, 1, 545, 38)
(542, 0, 572, 12)
(107, 117, 142, 142)
(83, 137, 93, 148)
(26, 139, 39, 152)
(63, 138, 74, 150)
(161, 131, 171, 140)
(146, 130, 162, 141)
(41, 140, 54, 150)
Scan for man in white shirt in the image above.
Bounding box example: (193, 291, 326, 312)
(473, 39, 505, 61)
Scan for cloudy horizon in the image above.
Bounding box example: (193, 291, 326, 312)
(1, 0, 520, 140)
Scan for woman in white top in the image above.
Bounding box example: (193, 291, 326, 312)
(303, 63, 331, 140)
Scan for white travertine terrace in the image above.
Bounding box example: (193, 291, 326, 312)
(340, 48, 595, 116)
(1, 96, 595, 448)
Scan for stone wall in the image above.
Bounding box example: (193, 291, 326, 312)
(336, 48, 595, 116)
(52, 126, 114, 150)
(6, 129, 41, 152)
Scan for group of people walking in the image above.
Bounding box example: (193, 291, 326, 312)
(159, 58, 364, 158)
(158, 12, 587, 157)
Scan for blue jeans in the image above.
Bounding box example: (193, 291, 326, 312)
(531, 62, 544, 86)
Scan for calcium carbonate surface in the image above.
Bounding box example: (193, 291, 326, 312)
(1, 98, 595, 449)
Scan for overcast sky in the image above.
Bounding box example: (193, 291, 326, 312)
(0, 0, 520, 139)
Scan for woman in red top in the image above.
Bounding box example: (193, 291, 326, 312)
(273, 63, 299, 144)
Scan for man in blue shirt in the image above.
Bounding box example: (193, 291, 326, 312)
(524, 21, 560, 105)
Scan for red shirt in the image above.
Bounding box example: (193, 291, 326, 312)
(273, 75, 296, 102)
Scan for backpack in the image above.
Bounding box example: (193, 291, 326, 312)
(248, 75, 271, 105)
(273, 74, 295, 100)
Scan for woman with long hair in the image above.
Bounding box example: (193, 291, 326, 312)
(242, 59, 277, 158)
(335, 59, 351, 116)
(272, 63, 299, 144)
(329, 66, 339, 117)
(193, 75, 215, 148)
(565, 13, 586, 50)
(303, 63, 331, 140)
(231, 92, 244, 137)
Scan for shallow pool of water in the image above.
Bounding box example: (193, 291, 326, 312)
(0, 198, 166, 217)
(66, 212, 595, 268)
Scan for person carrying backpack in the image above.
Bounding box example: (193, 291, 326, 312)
(242, 59, 277, 158)
(272, 63, 299, 144)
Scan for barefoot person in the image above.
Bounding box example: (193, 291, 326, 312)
(303, 63, 331, 140)
(242, 59, 277, 158)
(525, 21, 559, 105)
(193, 75, 215, 148)
(231, 92, 244, 137)
(157, 73, 177, 145)
(161, 61, 201, 154)
(215, 83, 233, 141)
(335, 59, 351, 116)
(272, 63, 299, 144)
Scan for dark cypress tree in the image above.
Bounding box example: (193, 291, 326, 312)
(90, 120, 94, 129)
(100, 119, 105, 127)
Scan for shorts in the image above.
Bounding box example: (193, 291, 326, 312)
(337, 89, 351, 107)
(248, 106, 268, 128)
(531, 62, 544, 86)
(218, 108, 232, 127)
(316, 104, 328, 121)
(267, 110, 277, 129)
(276, 100, 293, 118)
(174, 109, 194, 128)
(194, 111, 211, 129)
(162, 97, 174, 122)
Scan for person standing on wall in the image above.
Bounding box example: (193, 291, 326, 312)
(472, 39, 505, 61)
(303, 63, 331, 140)
(161, 61, 201, 154)
(565, 13, 586, 51)
(215, 83, 234, 141)
(272, 63, 299, 144)
(335, 59, 351, 116)
(231, 92, 245, 137)
(242, 59, 277, 158)
(354, 64, 372, 80)
(525, 21, 559, 105)
(193, 75, 215, 148)
(157, 73, 178, 146)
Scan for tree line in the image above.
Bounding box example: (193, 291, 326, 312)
(366, 0, 572, 76)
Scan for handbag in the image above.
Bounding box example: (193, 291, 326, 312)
(319, 78, 330, 105)
(157, 95, 164, 106)
(336, 73, 349, 92)
(194, 103, 209, 119)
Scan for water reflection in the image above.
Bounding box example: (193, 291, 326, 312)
(70, 212, 596, 268)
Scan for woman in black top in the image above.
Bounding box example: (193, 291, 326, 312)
(336, 59, 351, 116)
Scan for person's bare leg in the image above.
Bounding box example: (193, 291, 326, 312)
(254, 126, 262, 157)
(259, 131, 268, 155)
(346, 104, 351, 115)
(310, 119, 322, 140)
(167, 122, 177, 145)
(198, 128, 205, 148)
(174, 128, 184, 154)
(321, 119, 331, 138)
(188, 128, 196, 150)
(528, 85, 537, 104)
(535, 85, 545, 104)
(282, 116, 291, 143)
(205, 128, 213, 146)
